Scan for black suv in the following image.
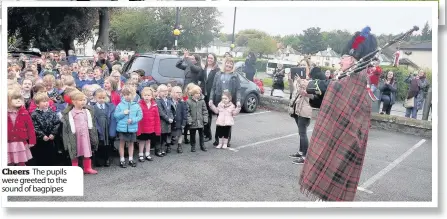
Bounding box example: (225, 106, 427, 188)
(123, 53, 260, 113)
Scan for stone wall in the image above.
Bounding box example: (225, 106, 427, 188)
(260, 95, 432, 139)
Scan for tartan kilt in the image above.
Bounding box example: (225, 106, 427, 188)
(299, 69, 371, 201)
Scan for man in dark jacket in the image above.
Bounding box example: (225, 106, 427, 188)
(95, 50, 113, 76)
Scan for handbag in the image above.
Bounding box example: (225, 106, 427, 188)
(404, 97, 415, 108)
(288, 93, 300, 117)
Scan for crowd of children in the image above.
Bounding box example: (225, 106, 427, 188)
(7, 53, 242, 174)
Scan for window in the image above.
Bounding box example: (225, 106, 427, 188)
(267, 63, 278, 68)
(158, 58, 185, 78)
(325, 57, 330, 61)
(126, 57, 154, 76)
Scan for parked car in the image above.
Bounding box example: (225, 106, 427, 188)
(122, 53, 260, 113)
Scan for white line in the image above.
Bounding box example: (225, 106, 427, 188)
(360, 139, 427, 189)
(357, 186, 374, 194)
(236, 111, 271, 117)
(230, 130, 313, 152)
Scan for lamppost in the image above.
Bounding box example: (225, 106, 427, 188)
(231, 7, 237, 53)
(173, 7, 181, 50)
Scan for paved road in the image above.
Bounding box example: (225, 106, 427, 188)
(9, 110, 432, 202)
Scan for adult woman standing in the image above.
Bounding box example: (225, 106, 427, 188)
(243, 52, 257, 82)
(404, 70, 429, 119)
(108, 52, 121, 66)
(202, 53, 220, 142)
(209, 58, 241, 147)
(288, 63, 313, 165)
(378, 71, 397, 115)
(176, 50, 203, 90)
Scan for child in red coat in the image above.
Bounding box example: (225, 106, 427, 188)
(104, 76, 121, 106)
(7, 89, 36, 166)
(137, 87, 161, 162)
(28, 84, 56, 113)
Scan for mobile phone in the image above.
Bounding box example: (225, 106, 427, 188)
(291, 67, 306, 80)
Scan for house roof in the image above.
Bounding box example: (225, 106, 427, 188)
(400, 41, 432, 51)
(314, 49, 339, 57)
(399, 58, 419, 69)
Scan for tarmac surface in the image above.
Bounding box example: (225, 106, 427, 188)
(8, 109, 432, 202)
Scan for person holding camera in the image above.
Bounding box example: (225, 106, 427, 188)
(288, 60, 313, 165)
(271, 63, 285, 97)
(404, 70, 429, 119)
(176, 49, 204, 91)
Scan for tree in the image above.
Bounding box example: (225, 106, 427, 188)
(235, 29, 269, 46)
(281, 34, 300, 51)
(299, 27, 325, 54)
(421, 21, 431, 41)
(110, 7, 222, 51)
(8, 7, 97, 52)
(95, 8, 111, 50)
(247, 36, 277, 58)
(321, 30, 352, 55)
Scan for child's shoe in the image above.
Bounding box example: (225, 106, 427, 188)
(177, 144, 183, 153)
(138, 156, 145, 162)
(145, 156, 153, 161)
(129, 160, 137, 167)
(166, 144, 172, 153)
(216, 138, 223, 149)
(191, 145, 196, 152)
(71, 159, 79, 167)
(222, 138, 228, 149)
(120, 161, 127, 168)
(83, 158, 98, 174)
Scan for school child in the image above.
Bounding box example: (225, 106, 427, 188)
(75, 67, 93, 89)
(93, 67, 105, 88)
(61, 91, 99, 174)
(43, 74, 59, 101)
(209, 91, 241, 149)
(21, 78, 33, 109)
(182, 83, 196, 144)
(82, 85, 94, 105)
(114, 85, 143, 168)
(186, 85, 208, 152)
(125, 81, 141, 103)
(7, 88, 36, 166)
(30, 92, 61, 166)
(28, 84, 57, 113)
(137, 87, 161, 161)
(104, 76, 121, 106)
(87, 68, 95, 81)
(92, 88, 117, 167)
(155, 84, 173, 156)
(169, 86, 188, 153)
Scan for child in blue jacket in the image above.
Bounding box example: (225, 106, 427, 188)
(114, 85, 143, 168)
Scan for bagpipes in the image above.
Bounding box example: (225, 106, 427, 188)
(305, 26, 419, 108)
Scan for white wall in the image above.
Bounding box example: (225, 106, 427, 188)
(401, 50, 432, 69)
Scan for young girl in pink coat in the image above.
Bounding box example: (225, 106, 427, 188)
(7, 88, 36, 165)
(209, 91, 241, 149)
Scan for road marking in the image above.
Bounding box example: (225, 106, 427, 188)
(357, 186, 374, 194)
(236, 111, 271, 118)
(229, 130, 313, 152)
(358, 139, 427, 192)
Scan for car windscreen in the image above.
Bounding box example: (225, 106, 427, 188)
(158, 58, 185, 79)
(267, 62, 277, 68)
(126, 57, 154, 76)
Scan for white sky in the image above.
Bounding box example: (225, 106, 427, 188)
(218, 7, 433, 36)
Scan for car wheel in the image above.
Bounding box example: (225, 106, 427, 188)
(243, 93, 258, 113)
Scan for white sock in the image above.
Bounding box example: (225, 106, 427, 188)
(145, 152, 150, 157)
(139, 153, 144, 157)
(120, 157, 125, 162)
(129, 157, 133, 161)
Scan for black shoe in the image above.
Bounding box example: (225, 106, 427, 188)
(145, 156, 153, 161)
(289, 152, 302, 159)
(129, 160, 137, 167)
(177, 144, 183, 153)
(120, 161, 127, 168)
(213, 140, 219, 146)
(104, 159, 110, 167)
(166, 145, 171, 153)
(200, 146, 207, 152)
(380, 112, 385, 115)
(227, 142, 231, 147)
(204, 137, 212, 142)
(184, 139, 190, 144)
(95, 161, 103, 167)
(155, 151, 164, 157)
(161, 151, 167, 156)
(191, 146, 196, 152)
(292, 157, 306, 165)
(138, 157, 145, 162)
